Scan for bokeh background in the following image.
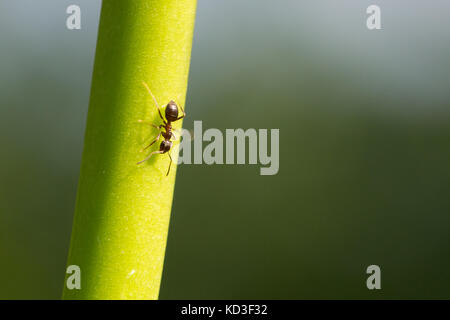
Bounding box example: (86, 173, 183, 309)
(0, 0, 449, 299)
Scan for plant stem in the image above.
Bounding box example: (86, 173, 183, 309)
(62, 0, 197, 299)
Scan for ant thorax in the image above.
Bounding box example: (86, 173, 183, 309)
(162, 129, 172, 140)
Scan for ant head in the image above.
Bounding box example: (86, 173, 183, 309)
(165, 101, 179, 122)
(160, 140, 173, 152)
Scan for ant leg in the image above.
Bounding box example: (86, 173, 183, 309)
(166, 153, 173, 176)
(137, 120, 163, 129)
(142, 81, 165, 122)
(173, 93, 186, 121)
(137, 150, 164, 165)
(172, 128, 194, 142)
(175, 104, 186, 121)
(141, 132, 161, 152)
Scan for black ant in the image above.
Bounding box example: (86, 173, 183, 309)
(137, 82, 186, 176)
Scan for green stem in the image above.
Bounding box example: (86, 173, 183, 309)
(62, 0, 197, 299)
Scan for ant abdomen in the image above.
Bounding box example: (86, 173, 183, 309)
(165, 101, 179, 122)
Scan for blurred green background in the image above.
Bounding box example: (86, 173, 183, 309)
(0, 0, 449, 299)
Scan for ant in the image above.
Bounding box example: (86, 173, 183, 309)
(137, 82, 186, 176)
